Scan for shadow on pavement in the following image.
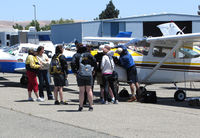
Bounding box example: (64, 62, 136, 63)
(15, 100, 34, 102)
(155, 97, 200, 109)
(57, 109, 79, 112)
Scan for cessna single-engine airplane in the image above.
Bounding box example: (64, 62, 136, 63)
(84, 22, 200, 101)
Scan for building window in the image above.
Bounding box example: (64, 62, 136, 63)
(7, 42, 9, 46)
(6, 34, 10, 40)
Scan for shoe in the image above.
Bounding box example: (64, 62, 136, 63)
(54, 100, 60, 105)
(28, 97, 35, 101)
(103, 101, 109, 104)
(111, 98, 115, 104)
(101, 99, 105, 104)
(36, 97, 45, 102)
(128, 96, 137, 102)
(88, 107, 93, 111)
(114, 100, 119, 104)
(60, 101, 68, 105)
(78, 106, 83, 111)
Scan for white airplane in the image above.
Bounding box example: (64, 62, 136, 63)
(0, 42, 76, 84)
(83, 22, 200, 101)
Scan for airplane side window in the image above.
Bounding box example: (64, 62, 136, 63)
(19, 47, 28, 53)
(178, 48, 200, 59)
(152, 47, 168, 57)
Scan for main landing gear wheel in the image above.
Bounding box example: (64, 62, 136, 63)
(174, 90, 186, 101)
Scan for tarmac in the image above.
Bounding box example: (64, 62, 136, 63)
(0, 73, 200, 138)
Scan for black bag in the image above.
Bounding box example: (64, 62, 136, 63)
(139, 91, 157, 103)
(119, 88, 130, 98)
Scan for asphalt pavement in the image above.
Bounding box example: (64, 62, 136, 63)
(0, 73, 200, 138)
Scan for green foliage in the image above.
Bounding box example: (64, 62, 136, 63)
(25, 20, 41, 31)
(40, 18, 74, 31)
(12, 18, 74, 31)
(12, 23, 23, 30)
(98, 0, 119, 20)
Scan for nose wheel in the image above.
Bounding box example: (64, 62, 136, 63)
(174, 90, 186, 101)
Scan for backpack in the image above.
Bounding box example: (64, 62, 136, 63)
(49, 54, 62, 75)
(119, 88, 130, 98)
(78, 53, 93, 76)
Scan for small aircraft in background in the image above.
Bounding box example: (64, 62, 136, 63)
(0, 42, 76, 84)
(84, 22, 200, 101)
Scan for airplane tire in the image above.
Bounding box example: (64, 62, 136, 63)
(20, 75, 28, 86)
(174, 90, 186, 102)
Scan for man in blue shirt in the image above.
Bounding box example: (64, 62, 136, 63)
(116, 45, 140, 102)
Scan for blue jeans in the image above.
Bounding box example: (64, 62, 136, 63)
(38, 70, 52, 98)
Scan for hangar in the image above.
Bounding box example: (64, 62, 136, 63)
(51, 13, 200, 44)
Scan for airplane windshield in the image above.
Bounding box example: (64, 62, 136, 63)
(179, 48, 200, 58)
(4, 45, 19, 55)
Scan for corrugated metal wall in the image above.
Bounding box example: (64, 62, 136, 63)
(51, 23, 82, 44)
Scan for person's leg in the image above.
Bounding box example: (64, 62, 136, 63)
(38, 71, 44, 98)
(128, 83, 137, 102)
(102, 75, 109, 103)
(108, 77, 118, 102)
(43, 70, 53, 99)
(58, 86, 63, 102)
(54, 86, 59, 101)
(79, 86, 85, 108)
(86, 86, 93, 107)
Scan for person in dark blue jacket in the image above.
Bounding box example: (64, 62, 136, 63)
(116, 45, 140, 102)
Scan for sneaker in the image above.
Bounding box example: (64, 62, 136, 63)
(60, 101, 68, 105)
(88, 107, 93, 111)
(78, 106, 83, 112)
(111, 99, 115, 104)
(114, 100, 119, 104)
(101, 99, 105, 104)
(104, 101, 109, 104)
(127, 96, 137, 102)
(54, 100, 60, 105)
(36, 97, 45, 102)
(28, 97, 35, 101)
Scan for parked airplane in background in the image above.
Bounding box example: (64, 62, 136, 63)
(84, 22, 200, 101)
(0, 42, 75, 84)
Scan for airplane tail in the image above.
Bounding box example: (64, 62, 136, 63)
(157, 22, 184, 36)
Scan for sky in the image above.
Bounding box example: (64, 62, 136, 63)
(1, 0, 199, 21)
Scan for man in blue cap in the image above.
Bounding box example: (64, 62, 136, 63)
(116, 45, 140, 102)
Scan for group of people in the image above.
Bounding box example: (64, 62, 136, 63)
(25, 43, 140, 112)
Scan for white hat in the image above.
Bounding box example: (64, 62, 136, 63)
(98, 45, 105, 52)
(115, 48, 123, 54)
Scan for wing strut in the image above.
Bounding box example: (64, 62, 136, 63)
(143, 40, 183, 83)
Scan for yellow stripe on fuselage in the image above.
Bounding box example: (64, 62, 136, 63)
(91, 48, 142, 57)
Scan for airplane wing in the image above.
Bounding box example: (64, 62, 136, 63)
(83, 36, 133, 43)
(146, 33, 200, 47)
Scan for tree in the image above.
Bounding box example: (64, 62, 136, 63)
(13, 23, 23, 30)
(98, 0, 119, 19)
(40, 18, 74, 31)
(25, 20, 41, 31)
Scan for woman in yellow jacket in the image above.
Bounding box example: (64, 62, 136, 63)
(25, 48, 44, 102)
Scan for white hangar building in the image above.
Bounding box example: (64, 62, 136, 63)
(51, 13, 200, 44)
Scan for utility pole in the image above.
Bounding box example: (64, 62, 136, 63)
(33, 4, 37, 44)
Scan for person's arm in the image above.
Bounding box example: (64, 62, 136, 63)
(71, 54, 79, 74)
(29, 56, 41, 69)
(60, 55, 68, 75)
